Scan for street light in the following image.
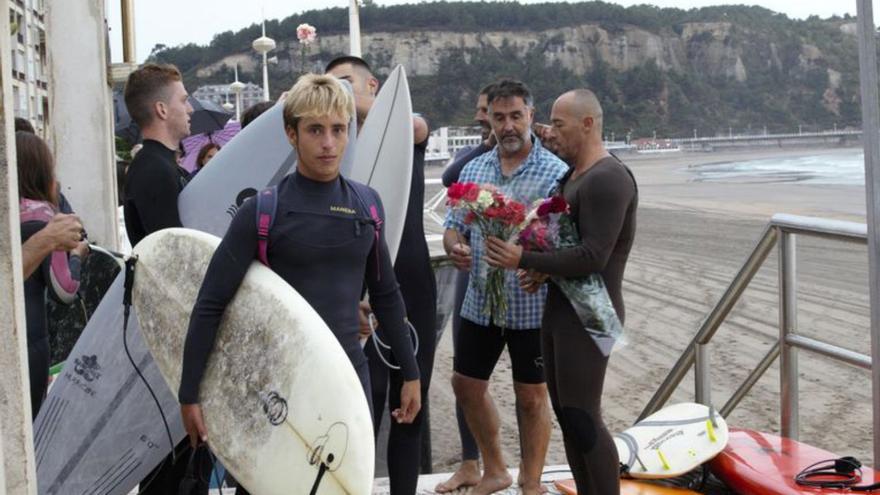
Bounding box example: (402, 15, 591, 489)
(253, 20, 276, 101)
(230, 64, 246, 121)
(222, 91, 234, 113)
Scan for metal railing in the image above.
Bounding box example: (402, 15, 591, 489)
(639, 213, 874, 455)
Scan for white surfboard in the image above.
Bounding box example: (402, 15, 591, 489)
(616, 402, 728, 479)
(347, 65, 414, 262)
(132, 228, 373, 495)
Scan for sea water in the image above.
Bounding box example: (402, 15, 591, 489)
(689, 148, 865, 185)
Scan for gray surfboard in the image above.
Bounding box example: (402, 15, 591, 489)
(33, 83, 361, 494)
(347, 65, 413, 262)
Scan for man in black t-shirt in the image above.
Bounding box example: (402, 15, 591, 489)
(122, 63, 209, 495)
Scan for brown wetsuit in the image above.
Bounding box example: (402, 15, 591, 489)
(519, 154, 637, 495)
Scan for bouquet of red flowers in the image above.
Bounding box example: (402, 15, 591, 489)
(447, 182, 528, 325)
(518, 196, 624, 355)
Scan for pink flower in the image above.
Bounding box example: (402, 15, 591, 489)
(297, 23, 317, 45)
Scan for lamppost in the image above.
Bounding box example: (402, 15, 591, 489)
(349, 0, 362, 56)
(253, 20, 275, 101)
(222, 91, 234, 113)
(230, 65, 246, 121)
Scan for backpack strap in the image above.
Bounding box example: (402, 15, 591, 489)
(255, 186, 278, 267)
(344, 178, 383, 280)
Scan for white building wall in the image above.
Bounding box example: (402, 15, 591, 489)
(47, 1, 117, 248)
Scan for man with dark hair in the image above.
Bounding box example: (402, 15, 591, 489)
(240, 101, 274, 129)
(326, 56, 435, 495)
(435, 81, 496, 493)
(443, 79, 567, 495)
(122, 62, 205, 494)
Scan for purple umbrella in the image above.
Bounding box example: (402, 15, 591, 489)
(181, 120, 241, 172)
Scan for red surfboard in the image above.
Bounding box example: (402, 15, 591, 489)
(555, 478, 700, 494)
(710, 429, 879, 494)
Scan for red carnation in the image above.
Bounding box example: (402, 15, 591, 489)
(447, 182, 467, 201)
(463, 183, 480, 202)
(549, 195, 569, 214)
(483, 205, 502, 219)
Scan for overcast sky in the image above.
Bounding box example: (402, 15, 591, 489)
(105, 0, 876, 63)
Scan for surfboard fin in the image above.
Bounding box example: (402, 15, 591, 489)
(706, 419, 718, 443)
(657, 449, 671, 470)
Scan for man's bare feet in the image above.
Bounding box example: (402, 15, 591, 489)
(435, 460, 482, 493)
(470, 471, 514, 495)
(521, 480, 549, 495)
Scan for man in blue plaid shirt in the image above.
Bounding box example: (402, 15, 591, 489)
(442, 79, 568, 495)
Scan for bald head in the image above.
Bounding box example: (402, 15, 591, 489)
(548, 88, 606, 164)
(558, 89, 603, 131)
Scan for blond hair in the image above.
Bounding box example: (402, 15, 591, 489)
(282, 73, 353, 130)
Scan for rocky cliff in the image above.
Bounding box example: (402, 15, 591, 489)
(153, 3, 863, 136)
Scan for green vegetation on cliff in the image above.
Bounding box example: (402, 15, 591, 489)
(149, 1, 866, 138)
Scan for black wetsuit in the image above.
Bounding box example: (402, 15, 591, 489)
(20, 210, 82, 419)
(439, 143, 491, 463)
(366, 139, 437, 493)
(122, 138, 205, 494)
(180, 169, 418, 458)
(519, 156, 638, 495)
(181, 172, 418, 495)
(123, 139, 189, 247)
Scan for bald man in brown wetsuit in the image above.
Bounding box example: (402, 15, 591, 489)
(486, 89, 637, 495)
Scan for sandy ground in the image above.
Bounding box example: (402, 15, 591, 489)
(403, 144, 875, 486)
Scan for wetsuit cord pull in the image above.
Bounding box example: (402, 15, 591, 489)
(367, 313, 420, 370)
(121, 255, 176, 466)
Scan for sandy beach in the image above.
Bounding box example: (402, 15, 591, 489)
(405, 144, 874, 483)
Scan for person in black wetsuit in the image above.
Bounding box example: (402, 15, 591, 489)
(178, 74, 422, 495)
(486, 89, 637, 495)
(17, 131, 87, 419)
(121, 63, 208, 494)
(435, 82, 496, 494)
(326, 56, 437, 495)
(123, 64, 193, 247)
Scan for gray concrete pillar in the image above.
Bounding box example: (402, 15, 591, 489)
(47, 1, 118, 249)
(0, 0, 38, 491)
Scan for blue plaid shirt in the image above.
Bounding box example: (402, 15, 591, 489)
(444, 138, 569, 329)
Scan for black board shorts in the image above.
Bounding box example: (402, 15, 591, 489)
(454, 318, 545, 384)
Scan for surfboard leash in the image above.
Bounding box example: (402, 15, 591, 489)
(120, 255, 177, 466)
(795, 457, 880, 491)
